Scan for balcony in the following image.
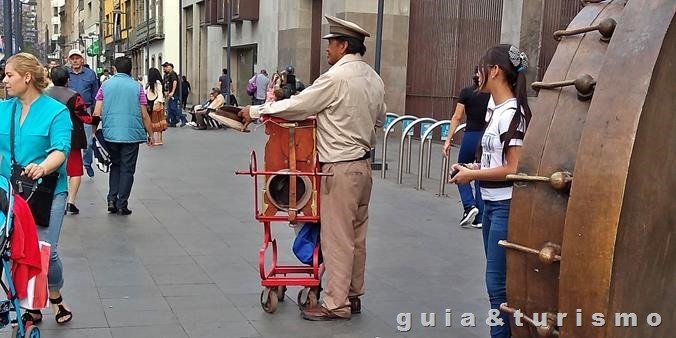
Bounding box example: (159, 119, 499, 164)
(216, 0, 259, 24)
(132, 18, 164, 47)
(231, 0, 259, 22)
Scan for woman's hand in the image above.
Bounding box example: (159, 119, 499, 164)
(24, 163, 47, 180)
(442, 139, 453, 157)
(449, 163, 474, 185)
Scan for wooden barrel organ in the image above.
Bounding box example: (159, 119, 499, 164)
(503, 0, 675, 337)
(262, 117, 319, 222)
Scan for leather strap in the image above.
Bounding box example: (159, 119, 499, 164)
(288, 126, 297, 223)
(9, 103, 16, 165)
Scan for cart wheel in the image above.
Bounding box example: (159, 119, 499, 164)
(260, 288, 278, 313)
(277, 286, 287, 302)
(25, 325, 40, 338)
(296, 287, 318, 311)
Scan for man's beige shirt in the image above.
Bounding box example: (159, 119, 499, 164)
(250, 54, 386, 163)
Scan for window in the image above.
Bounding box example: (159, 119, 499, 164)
(158, 54, 162, 69)
(152, 55, 156, 69)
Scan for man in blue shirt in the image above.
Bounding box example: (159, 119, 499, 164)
(67, 49, 99, 177)
(93, 57, 154, 215)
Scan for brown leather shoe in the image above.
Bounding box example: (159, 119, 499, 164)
(302, 305, 350, 321)
(349, 297, 361, 314)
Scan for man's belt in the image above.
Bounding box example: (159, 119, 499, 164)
(320, 152, 371, 166)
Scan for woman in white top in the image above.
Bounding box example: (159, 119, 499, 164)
(145, 68, 166, 145)
(450, 44, 532, 338)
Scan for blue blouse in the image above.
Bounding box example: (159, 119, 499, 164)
(0, 96, 72, 194)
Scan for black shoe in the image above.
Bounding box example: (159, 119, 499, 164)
(118, 207, 132, 215)
(107, 201, 118, 214)
(193, 125, 207, 130)
(459, 206, 479, 227)
(66, 203, 79, 215)
(349, 297, 361, 314)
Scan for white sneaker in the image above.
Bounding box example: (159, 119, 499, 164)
(471, 222, 483, 229)
(459, 206, 479, 227)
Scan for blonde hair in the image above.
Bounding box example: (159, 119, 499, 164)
(7, 52, 49, 90)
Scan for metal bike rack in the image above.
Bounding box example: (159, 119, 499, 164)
(437, 124, 466, 196)
(415, 120, 451, 190)
(381, 115, 418, 179)
(397, 118, 437, 184)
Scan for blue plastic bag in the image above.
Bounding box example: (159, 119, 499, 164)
(293, 222, 321, 265)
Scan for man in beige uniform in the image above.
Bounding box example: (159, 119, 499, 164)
(240, 16, 385, 321)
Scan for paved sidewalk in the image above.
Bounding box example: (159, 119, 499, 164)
(1, 125, 490, 338)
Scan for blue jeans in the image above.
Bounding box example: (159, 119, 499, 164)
(83, 119, 94, 169)
(482, 199, 511, 338)
(107, 142, 140, 209)
(166, 97, 186, 125)
(457, 130, 483, 218)
(37, 192, 67, 291)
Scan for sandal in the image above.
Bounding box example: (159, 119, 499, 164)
(21, 309, 42, 325)
(49, 296, 72, 325)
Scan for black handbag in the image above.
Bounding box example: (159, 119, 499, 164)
(9, 103, 58, 227)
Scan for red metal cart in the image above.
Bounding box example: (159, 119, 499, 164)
(235, 117, 329, 314)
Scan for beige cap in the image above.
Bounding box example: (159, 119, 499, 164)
(322, 15, 370, 42)
(68, 49, 84, 58)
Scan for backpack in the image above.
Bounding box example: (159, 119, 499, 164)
(292, 222, 322, 265)
(246, 75, 258, 96)
(92, 129, 111, 173)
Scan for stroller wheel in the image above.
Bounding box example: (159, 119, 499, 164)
(11, 324, 40, 338)
(260, 288, 278, 314)
(25, 325, 40, 338)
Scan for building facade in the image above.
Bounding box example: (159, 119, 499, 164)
(181, 0, 410, 111)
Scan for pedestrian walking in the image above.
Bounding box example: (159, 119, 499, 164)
(162, 62, 187, 127)
(146, 68, 166, 145)
(92, 57, 154, 215)
(449, 44, 532, 338)
(240, 15, 386, 321)
(67, 49, 99, 178)
(181, 75, 191, 110)
(0, 52, 74, 325)
(45, 66, 100, 215)
(442, 68, 490, 228)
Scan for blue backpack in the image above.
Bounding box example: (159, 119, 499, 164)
(292, 222, 322, 265)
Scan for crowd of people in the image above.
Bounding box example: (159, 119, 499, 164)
(0, 14, 529, 338)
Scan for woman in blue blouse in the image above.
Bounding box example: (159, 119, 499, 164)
(1, 53, 73, 325)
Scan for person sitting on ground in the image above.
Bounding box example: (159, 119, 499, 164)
(193, 88, 225, 130)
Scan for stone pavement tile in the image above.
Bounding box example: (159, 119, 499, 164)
(166, 295, 248, 323)
(182, 321, 261, 338)
(145, 263, 213, 285)
(110, 324, 188, 338)
(98, 285, 164, 299)
(90, 262, 156, 287)
(102, 296, 172, 312)
(249, 319, 333, 337)
(159, 283, 223, 297)
(173, 307, 248, 324)
(60, 257, 97, 289)
(104, 309, 178, 327)
(140, 254, 196, 266)
(34, 328, 113, 338)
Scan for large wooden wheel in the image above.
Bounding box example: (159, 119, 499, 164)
(504, 1, 675, 337)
